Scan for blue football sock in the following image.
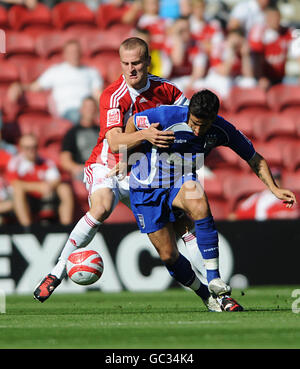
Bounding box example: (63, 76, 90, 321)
(195, 215, 220, 283)
(165, 253, 210, 300)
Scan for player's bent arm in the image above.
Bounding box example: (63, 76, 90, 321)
(248, 152, 297, 207)
(106, 116, 175, 153)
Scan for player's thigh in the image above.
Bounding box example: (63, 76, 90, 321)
(172, 180, 210, 219)
(147, 223, 179, 264)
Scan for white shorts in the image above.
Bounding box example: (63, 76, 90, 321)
(84, 164, 131, 210)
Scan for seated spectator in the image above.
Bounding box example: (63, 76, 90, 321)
(227, 0, 271, 36)
(7, 39, 104, 125)
(189, 0, 224, 69)
(60, 96, 99, 181)
(97, 0, 141, 30)
(0, 0, 38, 9)
(194, 28, 256, 99)
(165, 16, 208, 92)
(229, 168, 300, 220)
(137, 0, 169, 51)
(6, 133, 74, 229)
(249, 5, 300, 90)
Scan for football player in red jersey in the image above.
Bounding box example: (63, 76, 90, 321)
(34, 38, 220, 311)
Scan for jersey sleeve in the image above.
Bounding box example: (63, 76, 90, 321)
(221, 118, 256, 161)
(99, 89, 125, 135)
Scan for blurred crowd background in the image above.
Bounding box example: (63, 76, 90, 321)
(0, 0, 300, 229)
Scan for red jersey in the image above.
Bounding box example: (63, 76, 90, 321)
(249, 24, 293, 82)
(137, 14, 168, 50)
(86, 74, 188, 169)
(6, 153, 60, 198)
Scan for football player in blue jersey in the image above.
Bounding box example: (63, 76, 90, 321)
(107, 89, 297, 311)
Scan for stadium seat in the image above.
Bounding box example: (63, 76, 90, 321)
(207, 146, 240, 171)
(203, 176, 224, 200)
(267, 84, 300, 113)
(18, 90, 50, 115)
(80, 31, 123, 58)
(225, 112, 256, 140)
(252, 112, 297, 142)
(224, 86, 269, 114)
(52, 2, 96, 30)
(223, 173, 266, 211)
(5, 31, 36, 60)
(0, 60, 19, 87)
(282, 171, 300, 193)
(35, 31, 66, 59)
(17, 113, 48, 143)
(253, 141, 284, 169)
(209, 199, 229, 220)
(8, 4, 52, 32)
(0, 6, 9, 30)
(282, 142, 300, 172)
(40, 117, 73, 148)
(18, 58, 55, 84)
(83, 54, 121, 86)
(96, 3, 134, 31)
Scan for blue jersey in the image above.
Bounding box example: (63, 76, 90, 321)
(130, 105, 256, 190)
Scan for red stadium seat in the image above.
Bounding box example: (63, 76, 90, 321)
(252, 112, 297, 142)
(282, 142, 300, 172)
(18, 90, 50, 115)
(40, 117, 73, 147)
(17, 113, 48, 143)
(0, 60, 19, 87)
(5, 31, 36, 59)
(96, 3, 134, 30)
(267, 84, 300, 113)
(282, 171, 300, 193)
(253, 141, 283, 169)
(203, 176, 224, 200)
(207, 146, 240, 171)
(0, 5, 9, 30)
(209, 199, 230, 220)
(35, 31, 66, 59)
(225, 86, 269, 114)
(52, 2, 96, 30)
(80, 31, 123, 58)
(83, 54, 121, 86)
(18, 58, 55, 84)
(225, 112, 256, 140)
(8, 4, 52, 32)
(223, 173, 266, 211)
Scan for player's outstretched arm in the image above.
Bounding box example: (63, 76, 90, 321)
(248, 152, 297, 208)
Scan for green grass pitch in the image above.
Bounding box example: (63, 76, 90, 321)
(1, 286, 300, 349)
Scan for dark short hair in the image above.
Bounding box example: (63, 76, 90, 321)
(119, 37, 149, 60)
(188, 89, 220, 121)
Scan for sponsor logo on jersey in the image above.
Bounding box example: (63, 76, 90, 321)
(136, 116, 150, 129)
(107, 108, 121, 127)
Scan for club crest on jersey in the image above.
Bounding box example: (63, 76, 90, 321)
(136, 116, 150, 129)
(204, 134, 218, 149)
(107, 108, 121, 127)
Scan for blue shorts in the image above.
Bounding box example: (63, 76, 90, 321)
(129, 187, 181, 233)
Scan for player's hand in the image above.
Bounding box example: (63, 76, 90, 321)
(142, 123, 175, 148)
(272, 187, 297, 208)
(106, 161, 127, 181)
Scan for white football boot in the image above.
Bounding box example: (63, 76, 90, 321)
(202, 294, 222, 312)
(208, 278, 232, 297)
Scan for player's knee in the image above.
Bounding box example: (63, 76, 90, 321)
(159, 249, 178, 265)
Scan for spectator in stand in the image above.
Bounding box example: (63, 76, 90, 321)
(189, 0, 224, 70)
(60, 96, 99, 181)
(7, 39, 104, 125)
(0, 0, 38, 9)
(6, 133, 74, 230)
(97, 0, 142, 30)
(229, 168, 300, 220)
(137, 0, 169, 51)
(249, 5, 300, 90)
(165, 16, 208, 92)
(227, 0, 271, 36)
(194, 28, 256, 99)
